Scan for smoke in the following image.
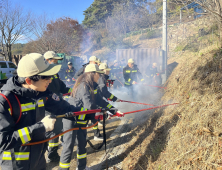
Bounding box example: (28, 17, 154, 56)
(109, 83, 162, 127)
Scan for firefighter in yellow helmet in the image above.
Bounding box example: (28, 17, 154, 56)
(123, 58, 144, 99)
(145, 62, 161, 85)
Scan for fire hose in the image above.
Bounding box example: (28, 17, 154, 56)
(119, 100, 154, 106)
(115, 77, 124, 86)
(22, 103, 178, 146)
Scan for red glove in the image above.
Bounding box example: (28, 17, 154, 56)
(115, 111, 125, 117)
(95, 112, 104, 120)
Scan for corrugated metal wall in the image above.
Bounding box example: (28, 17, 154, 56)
(116, 48, 162, 74)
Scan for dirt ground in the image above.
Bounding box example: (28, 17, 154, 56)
(46, 118, 121, 170)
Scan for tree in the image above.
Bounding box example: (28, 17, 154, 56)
(30, 17, 84, 55)
(83, 0, 149, 29)
(29, 13, 52, 53)
(0, 0, 32, 61)
(173, 0, 222, 41)
(83, 0, 116, 28)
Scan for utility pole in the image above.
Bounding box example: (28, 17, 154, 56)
(162, 0, 167, 83)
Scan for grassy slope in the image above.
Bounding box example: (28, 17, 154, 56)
(121, 44, 222, 169)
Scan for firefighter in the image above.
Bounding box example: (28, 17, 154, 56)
(74, 56, 100, 79)
(145, 63, 160, 85)
(89, 63, 122, 139)
(110, 60, 123, 88)
(97, 58, 102, 66)
(65, 62, 76, 87)
(44, 51, 72, 163)
(98, 63, 121, 102)
(123, 58, 144, 99)
(74, 56, 103, 141)
(59, 64, 123, 170)
(0, 53, 84, 170)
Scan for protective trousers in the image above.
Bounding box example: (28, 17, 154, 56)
(125, 85, 135, 101)
(59, 119, 87, 170)
(91, 119, 100, 137)
(0, 145, 47, 170)
(47, 118, 63, 159)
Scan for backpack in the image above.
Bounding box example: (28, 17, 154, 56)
(0, 92, 22, 124)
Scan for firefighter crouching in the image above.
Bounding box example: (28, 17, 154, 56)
(44, 51, 72, 163)
(65, 62, 76, 87)
(0, 53, 84, 170)
(123, 58, 144, 99)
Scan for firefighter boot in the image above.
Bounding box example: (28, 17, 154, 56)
(47, 146, 60, 163)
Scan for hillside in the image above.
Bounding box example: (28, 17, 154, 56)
(91, 16, 222, 169)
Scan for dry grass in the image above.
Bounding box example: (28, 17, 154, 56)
(122, 44, 222, 169)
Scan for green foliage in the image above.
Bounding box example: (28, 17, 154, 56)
(83, 0, 115, 28)
(83, 0, 149, 28)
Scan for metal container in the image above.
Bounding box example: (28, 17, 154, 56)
(116, 48, 162, 74)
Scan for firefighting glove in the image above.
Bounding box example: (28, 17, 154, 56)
(115, 111, 125, 117)
(115, 98, 121, 102)
(95, 112, 104, 120)
(41, 115, 56, 132)
(132, 81, 136, 84)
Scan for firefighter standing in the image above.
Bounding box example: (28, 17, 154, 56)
(98, 63, 121, 102)
(59, 64, 123, 170)
(44, 51, 72, 162)
(74, 56, 100, 79)
(110, 60, 123, 88)
(74, 56, 104, 141)
(145, 63, 161, 85)
(65, 62, 76, 87)
(123, 58, 144, 99)
(0, 53, 84, 170)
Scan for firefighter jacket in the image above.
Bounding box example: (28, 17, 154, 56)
(0, 76, 82, 170)
(145, 65, 158, 78)
(110, 65, 122, 79)
(74, 63, 88, 79)
(68, 82, 117, 124)
(97, 74, 117, 102)
(48, 74, 71, 96)
(123, 64, 144, 86)
(65, 67, 76, 80)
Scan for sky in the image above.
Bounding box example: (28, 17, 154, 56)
(11, 0, 94, 23)
(11, 0, 95, 43)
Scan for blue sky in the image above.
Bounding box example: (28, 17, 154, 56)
(11, 0, 94, 23)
